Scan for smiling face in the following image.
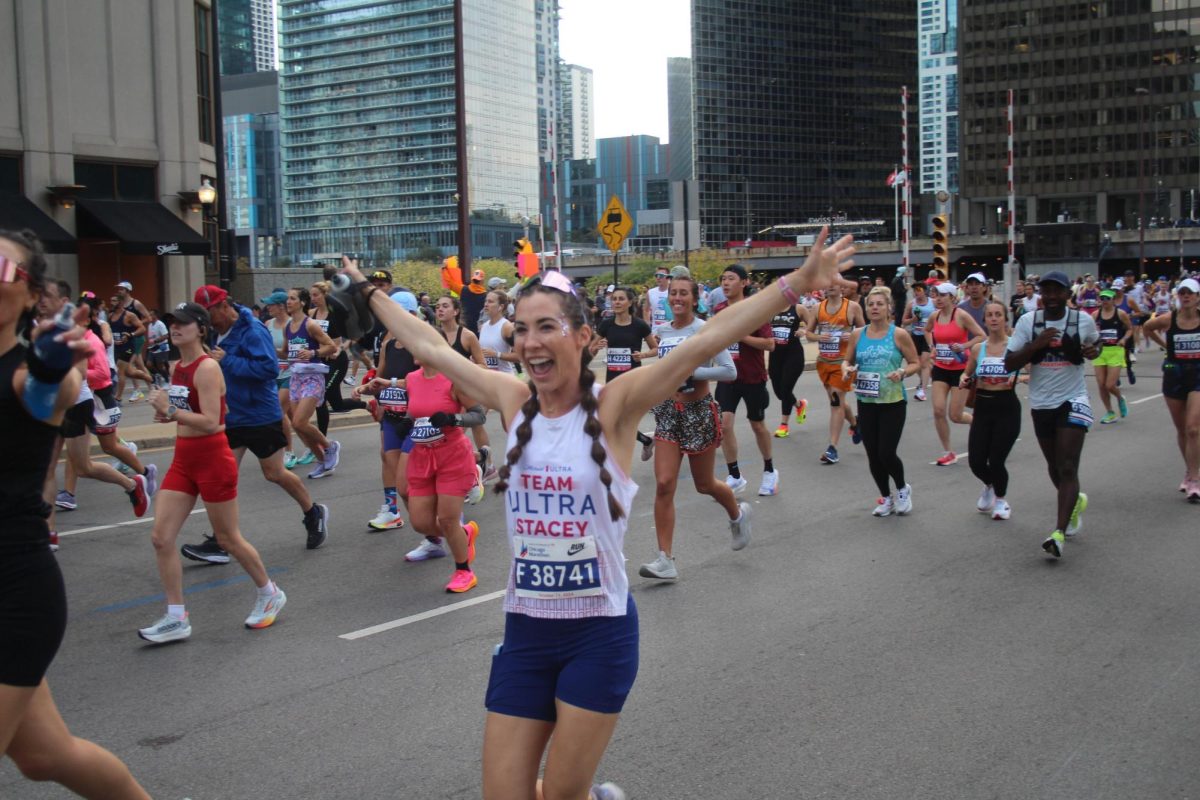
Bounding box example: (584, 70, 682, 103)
(1039, 282, 1071, 314)
(512, 289, 590, 394)
(667, 277, 697, 320)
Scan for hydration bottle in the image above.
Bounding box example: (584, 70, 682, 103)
(24, 303, 77, 420)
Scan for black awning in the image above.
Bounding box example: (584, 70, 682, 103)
(0, 193, 77, 253)
(76, 199, 210, 256)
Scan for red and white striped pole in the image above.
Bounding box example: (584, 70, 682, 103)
(548, 119, 562, 270)
(901, 86, 911, 282)
(1005, 88, 1019, 294)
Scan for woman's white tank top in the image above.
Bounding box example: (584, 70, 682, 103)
(479, 317, 515, 373)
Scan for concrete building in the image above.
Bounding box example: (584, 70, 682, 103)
(559, 63, 594, 160)
(0, 0, 214, 309)
(918, 0, 958, 196)
(667, 56, 693, 182)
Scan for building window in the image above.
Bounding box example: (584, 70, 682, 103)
(195, 3, 214, 145)
(74, 161, 157, 201)
(0, 154, 20, 194)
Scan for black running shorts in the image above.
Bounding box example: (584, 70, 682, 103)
(225, 421, 288, 460)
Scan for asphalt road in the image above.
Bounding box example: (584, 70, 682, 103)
(4, 348, 1199, 800)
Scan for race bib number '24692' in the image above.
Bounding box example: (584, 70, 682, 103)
(514, 536, 603, 599)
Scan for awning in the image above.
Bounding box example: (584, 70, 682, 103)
(0, 193, 76, 253)
(76, 199, 210, 256)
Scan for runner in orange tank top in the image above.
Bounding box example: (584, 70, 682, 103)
(805, 284, 865, 464)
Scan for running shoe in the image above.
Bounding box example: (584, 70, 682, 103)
(795, 397, 809, 424)
(850, 424, 862, 445)
(283, 451, 299, 470)
(729, 501, 753, 551)
(466, 465, 485, 505)
(1187, 480, 1200, 504)
(127, 473, 151, 517)
(143, 463, 158, 496)
(1065, 492, 1088, 536)
(820, 445, 839, 464)
(323, 440, 341, 471)
(128, 390, 146, 403)
(1042, 529, 1065, 558)
(872, 495, 895, 517)
(640, 435, 655, 462)
(445, 569, 477, 593)
(343, 375, 356, 385)
(307, 462, 332, 480)
(936, 451, 958, 466)
(181, 535, 230, 564)
(138, 613, 191, 644)
(1127, 365, 1137, 384)
(638, 550, 678, 580)
(1181, 476, 1190, 493)
(977, 485, 995, 514)
(406, 537, 447, 562)
(54, 490, 77, 511)
(1118, 395, 1129, 418)
(1100, 411, 1118, 424)
(773, 423, 790, 438)
(297, 450, 317, 466)
(114, 440, 138, 475)
(305, 504, 330, 550)
(895, 484, 913, 515)
(590, 783, 628, 800)
(726, 475, 748, 495)
(758, 469, 780, 496)
(464, 520, 480, 563)
(914, 385, 926, 402)
(245, 587, 287, 629)
(991, 498, 1011, 520)
(48, 530, 59, 552)
(368, 506, 405, 530)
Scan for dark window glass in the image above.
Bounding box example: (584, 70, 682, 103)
(0, 155, 19, 194)
(74, 161, 157, 201)
(196, 3, 214, 145)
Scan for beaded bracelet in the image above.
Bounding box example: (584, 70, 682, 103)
(777, 278, 801, 306)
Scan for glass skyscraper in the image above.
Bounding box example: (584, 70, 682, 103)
(691, 0, 916, 246)
(919, 0, 958, 195)
(667, 56, 693, 182)
(219, 0, 278, 76)
(278, 0, 539, 262)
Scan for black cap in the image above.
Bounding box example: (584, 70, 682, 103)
(163, 301, 211, 329)
(1038, 270, 1072, 289)
(723, 263, 749, 280)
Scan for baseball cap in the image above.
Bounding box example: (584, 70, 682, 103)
(670, 265, 692, 279)
(193, 284, 229, 309)
(723, 264, 749, 280)
(390, 289, 418, 313)
(896, 266, 907, 275)
(934, 282, 957, 295)
(115, 280, 133, 291)
(163, 301, 211, 329)
(369, 270, 392, 282)
(924, 276, 941, 286)
(487, 277, 507, 290)
(259, 290, 288, 306)
(1038, 271, 1072, 288)
(471, 269, 485, 282)
(965, 272, 986, 284)
(1112, 278, 1125, 289)
(1099, 289, 1116, 299)
(1178, 278, 1200, 294)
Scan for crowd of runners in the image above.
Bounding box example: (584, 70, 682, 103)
(7, 220, 1200, 799)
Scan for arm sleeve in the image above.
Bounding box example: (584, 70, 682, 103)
(220, 322, 280, 381)
(693, 345, 737, 382)
(457, 404, 487, 427)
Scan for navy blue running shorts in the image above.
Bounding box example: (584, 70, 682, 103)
(485, 594, 638, 721)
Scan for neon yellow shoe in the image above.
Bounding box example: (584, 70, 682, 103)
(1065, 492, 1088, 536)
(773, 423, 790, 438)
(794, 398, 809, 425)
(1042, 529, 1065, 558)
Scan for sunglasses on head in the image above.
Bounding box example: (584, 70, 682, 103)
(0, 255, 29, 284)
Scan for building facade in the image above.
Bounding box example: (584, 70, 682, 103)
(535, 0, 559, 160)
(558, 63, 593, 160)
(218, 0, 278, 76)
(667, 56, 694, 182)
(0, 0, 214, 308)
(278, 0, 539, 263)
(918, 0, 958, 196)
(959, 1, 1200, 233)
(223, 71, 283, 269)
(691, 0, 916, 247)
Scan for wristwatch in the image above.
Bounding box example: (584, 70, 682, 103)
(166, 405, 178, 419)
(390, 377, 398, 388)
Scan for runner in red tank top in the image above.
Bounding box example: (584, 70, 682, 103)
(926, 283, 984, 466)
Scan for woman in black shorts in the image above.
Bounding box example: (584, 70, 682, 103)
(1144, 277, 1200, 499)
(590, 287, 659, 460)
(0, 229, 150, 797)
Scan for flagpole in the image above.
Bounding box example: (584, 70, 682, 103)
(893, 163, 900, 242)
(901, 87, 911, 283)
(1004, 88, 1019, 297)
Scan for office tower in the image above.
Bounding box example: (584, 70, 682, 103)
(278, 0, 539, 262)
(691, 0, 916, 246)
(667, 56, 693, 182)
(559, 63, 594, 160)
(223, 71, 283, 268)
(219, 0, 278, 76)
(918, 0, 958, 195)
(959, 2, 1200, 231)
(536, 0, 560, 159)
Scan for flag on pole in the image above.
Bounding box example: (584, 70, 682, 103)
(887, 169, 907, 188)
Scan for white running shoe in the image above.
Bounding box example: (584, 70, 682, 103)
(729, 502, 752, 551)
(245, 587, 286, 629)
(758, 469, 780, 496)
(368, 505, 405, 530)
(465, 464, 485, 505)
(138, 613, 191, 644)
(914, 385, 926, 402)
(114, 440, 139, 475)
(638, 550, 678, 580)
(895, 484, 913, 515)
(405, 537, 448, 562)
(143, 463, 158, 496)
(976, 485, 995, 513)
(323, 440, 341, 471)
(991, 498, 1011, 520)
(873, 495, 895, 517)
(726, 475, 748, 495)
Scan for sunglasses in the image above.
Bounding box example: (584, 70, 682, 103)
(0, 255, 29, 284)
(517, 269, 577, 298)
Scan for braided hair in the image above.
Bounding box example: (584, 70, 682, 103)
(493, 283, 625, 521)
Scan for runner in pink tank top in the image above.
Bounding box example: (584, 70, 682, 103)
(926, 283, 985, 466)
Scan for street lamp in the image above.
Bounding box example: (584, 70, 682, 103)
(197, 178, 217, 207)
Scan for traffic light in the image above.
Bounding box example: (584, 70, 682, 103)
(931, 214, 950, 274)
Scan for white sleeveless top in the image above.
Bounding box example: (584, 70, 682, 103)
(503, 387, 638, 619)
(478, 316, 515, 373)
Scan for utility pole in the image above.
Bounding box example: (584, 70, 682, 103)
(453, 0, 470, 271)
(1137, 86, 1149, 274)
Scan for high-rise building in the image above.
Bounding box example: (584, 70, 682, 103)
(278, 0, 539, 262)
(918, 0, 958, 195)
(593, 135, 670, 244)
(223, 71, 283, 269)
(535, 0, 560, 159)
(959, 2, 1200, 232)
(219, 0, 278, 76)
(691, 1, 916, 247)
(667, 56, 693, 182)
(559, 63, 594, 159)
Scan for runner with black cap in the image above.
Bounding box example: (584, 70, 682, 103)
(1004, 270, 1100, 558)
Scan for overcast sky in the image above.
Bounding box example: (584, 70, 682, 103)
(558, 0, 691, 144)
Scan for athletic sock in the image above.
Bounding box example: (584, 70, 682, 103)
(384, 487, 398, 514)
(304, 503, 319, 518)
(455, 561, 470, 571)
(727, 461, 741, 480)
(764, 459, 774, 473)
(167, 604, 186, 620)
(257, 581, 276, 597)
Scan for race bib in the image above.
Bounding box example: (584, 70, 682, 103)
(1175, 332, 1200, 359)
(818, 330, 842, 357)
(772, 326, 792, 345)
(377, 386, 408, 412)
(652, 306, 668, 326)
(93, 401, 122, 429)
(607, 347, 632, 372)
(658, 334, 685, 360)
(167, 384, 192, 412)
(1099, 328, 1119, 346)
(113, 331, 129, 346)
(314, 318, 330, 334)
(934, 343, 956, 364)
(409, 416, 444, 443)
(1067, 395, 1093, 428)
(977, 356, 1010, 386)
(484, 355, 501, 369)
(727, 342, 740, 361)
(513, 536, 603, 599)
(287, 340, 305, 361)
(854, 370, 881, 398)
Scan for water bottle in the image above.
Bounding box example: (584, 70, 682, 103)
(24, 303, 76, 420)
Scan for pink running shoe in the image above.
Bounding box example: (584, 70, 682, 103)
(445, 569, 477, 594)
(464, 521, 480, 563)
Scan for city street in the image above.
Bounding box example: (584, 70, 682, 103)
(4, 349, 1200, 799)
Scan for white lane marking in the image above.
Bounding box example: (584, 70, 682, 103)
(1130, 393, 1163, 405)
(339, 590, 506, 640)
(60, 508, 207, 537)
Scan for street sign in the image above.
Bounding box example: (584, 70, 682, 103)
(598, 195, 634, 253)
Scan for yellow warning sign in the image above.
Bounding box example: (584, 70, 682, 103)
(598, 195, 634, 253)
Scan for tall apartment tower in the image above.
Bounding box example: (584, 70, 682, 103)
(918, 0, 958, 195)
(278, 0, 540, 261)
(959, 2, 1200, 232)
(219, 0, 278, 76)
(559, 63, 594, 160)
(535, 0, 560, 159)
(667, 56, 693, 181)
(691, 0, 916, 246)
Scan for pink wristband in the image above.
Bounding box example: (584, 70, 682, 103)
(778, 279, 801, 306)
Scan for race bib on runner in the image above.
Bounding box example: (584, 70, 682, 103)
(607, 347, 632, 372)
(287, 340, 305, 361)
(513, 536, 603, 599)
(1067, 395, 1093, 428)
(409, 416, 445, 443)
(93, 401, 122, 429)
(377, 386, 408, 412)
(977, 356, 1010, 386)
(854, 370, 881, 398)
(167, 384, 192, 412)
(728, 342, 740, 361)
(1175, 332, 1200, 359)
(1099, 328, 1119, 345)
(772, 326, 792, 345)
(934, 343, 955, 364)
(818, 330, 841, 358)
(658, 334, 685, 360)
(484, 355, 501, 369)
